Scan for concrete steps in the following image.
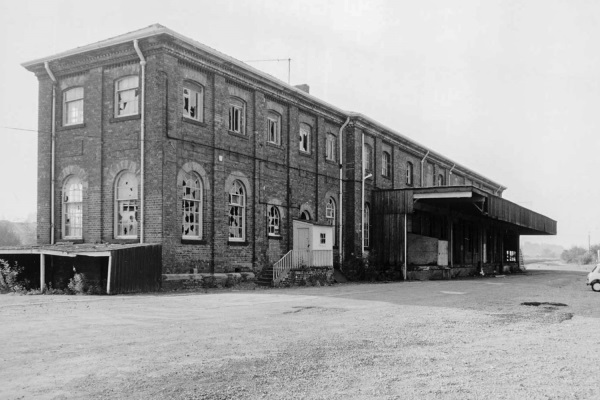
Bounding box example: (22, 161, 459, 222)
(255, 266, 274, 286)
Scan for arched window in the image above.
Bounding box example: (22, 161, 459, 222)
(382, 151, 391, 178)
(183, 82, 204, 122)
(326, 197, 338, 246)
(267, 205, 281, 236)
(299, 123, 311, 153)
(326, 198, 336, 222)
(182, 172, 203, 239)
(300, 210, 311, 220)
(406, 162, 414, 186)
(363, 203, 370, 248)
(63, 87, 84, 126)
(62, 176, 82, 239)
(115, 76, 139, 117)
(363, 143, 373, 174)
(437, 174, 444, 186)
(115, 171, 139, 238)
(228, 180, 246, 241)
(228, 97, 245, 134)
(267, 111, 281, 145)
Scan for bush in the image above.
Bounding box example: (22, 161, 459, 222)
(67, 273, 103, 295)
(0, 259, 27, 293)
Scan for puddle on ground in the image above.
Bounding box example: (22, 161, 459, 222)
(521, 302, 568, 307)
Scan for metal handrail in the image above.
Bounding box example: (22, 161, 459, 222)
(272, 250, 334, 283)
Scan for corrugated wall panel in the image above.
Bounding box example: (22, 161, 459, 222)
(108, 245, 162, 294)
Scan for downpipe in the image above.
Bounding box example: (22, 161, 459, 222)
(44, 61, 57, 244)
(134, 39, 146, 244)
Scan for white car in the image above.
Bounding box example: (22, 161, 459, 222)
(587, 264, 600, 292)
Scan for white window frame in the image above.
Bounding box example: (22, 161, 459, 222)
(62, 176, 83, 239)
(382, 151, 391, 178)
(183, 83, 204, 122)
(114, 172, 139, 239)
(363, 144, 373, 173)
(228, 180, 246, 241)
(320, 233, 326, 244)
(326, 197, 338, 247)
(406, 162, 414, 186)
(326, 198, 335, 221)
(63, 87, 84, 126)
(299, 123, 311, 153)
(326, 133, 336, 161)
(182, 172, 203, 240)
(266, 112, 281, 145)
(228, 98, 245, 134)
(267, 205, 281, 236)
(115, 76, 139, 117)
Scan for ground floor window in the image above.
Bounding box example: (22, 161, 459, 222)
(267, 205, 280, 236)
(229, 180, 246, 241)
(62, 176, 82, 239)
(115, 171, 139, 238)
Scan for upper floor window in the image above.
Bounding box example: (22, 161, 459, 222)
(437, 174, 445, 186)
(299, 123, 311, 153)
(267, 205, 281, 236)
(326, 133, 336, 161)
(62, 176, 82, 239)
(267, 111, 281, 145)
(183, 83, 204, 122)
(427, 163, 434, 186)
(406, 162, 414, 186)
(228, 97, 245, 134)
(382, 151, 391, 178)
(228, 180, 246, 241)
(115, 76, 139, 117)
(182, 172, 203, 239)
(363, 143, 373, 174)
(63, 87, 84, 126)
(300, 210, 311, 220)
(115, 171, 139, 238)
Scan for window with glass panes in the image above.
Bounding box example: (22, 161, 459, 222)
(228, 180, 246, 241)
(182, 172, 202, 239)
(63, 87, 84, 126)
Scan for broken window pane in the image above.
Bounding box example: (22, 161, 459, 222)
(115, 76, 139, 117)
(182, 172, 202, 239)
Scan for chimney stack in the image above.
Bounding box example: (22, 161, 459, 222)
(294, 84, 310, 94)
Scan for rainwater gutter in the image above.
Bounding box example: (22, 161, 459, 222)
(133, 39, 146, 244)
(420, 150, 430, 187)
(44, 62, 57, 245)
(338, 117, 350, 266)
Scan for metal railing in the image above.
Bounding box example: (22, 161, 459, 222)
(272, 250, 333, 283)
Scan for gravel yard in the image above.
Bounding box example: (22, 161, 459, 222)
(1, 261, 598, 399)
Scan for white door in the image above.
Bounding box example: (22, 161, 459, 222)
(294, 226, 311, 266)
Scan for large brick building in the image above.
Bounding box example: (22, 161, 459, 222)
(21, 24, 555, 284)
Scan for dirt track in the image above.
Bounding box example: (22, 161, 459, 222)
(1, 261, 598, 399)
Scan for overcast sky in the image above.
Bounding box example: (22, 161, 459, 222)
(1, 0, 598, 248)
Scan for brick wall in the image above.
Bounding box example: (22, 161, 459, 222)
(32, 37, 504, 276)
